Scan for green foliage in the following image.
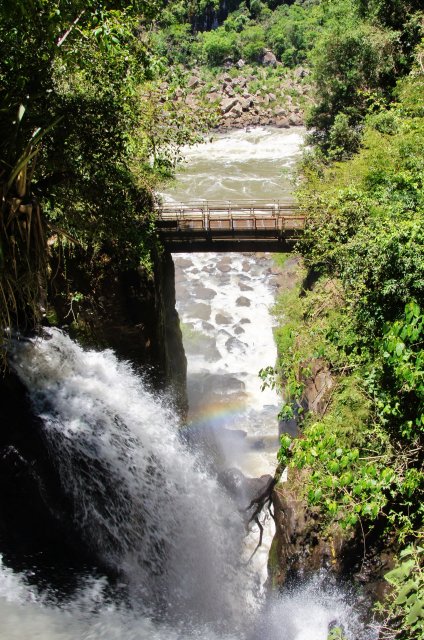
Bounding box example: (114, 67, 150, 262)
(238, 25, 266, 62)
(200, 28, 239, 65)
(327, 626, 348, 640)
(376, 545, 424, 640)
(270, 54, 423, 640)
(327, 113, 362, 160)
(307, 20, 400, 144)
(266, 2, 322, 67)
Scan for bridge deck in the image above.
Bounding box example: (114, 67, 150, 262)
(156, 200, 305, 252)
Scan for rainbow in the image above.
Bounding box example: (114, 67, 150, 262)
(181, 397, 249, 432)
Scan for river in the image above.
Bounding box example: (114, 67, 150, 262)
(0, 127, 374, 639)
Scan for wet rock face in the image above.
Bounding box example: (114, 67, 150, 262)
(0, 370, 95, 573)
(219, 467, 274, 511)
(48, 247, 187, 414)
(269, 471, 348, 588)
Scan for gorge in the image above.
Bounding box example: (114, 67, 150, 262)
(0, 127, 373, 639)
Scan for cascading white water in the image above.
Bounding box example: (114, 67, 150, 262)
(9, 329, 254, 629)
(0, 127, 375, 639)
(2, 330, 373, 640)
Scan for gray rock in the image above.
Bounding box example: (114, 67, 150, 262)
(240, 97, 253, 111)
(261, 50, 277, 67)
(221, 97, 240, 114)
(225, 337, 246, 353)
(187, 75, 200, 89)
(216, 313, 232, 325)
(236, 296, 251, 307)
(194, 285, 217, 300)
(230, 103, 243, 117)
(275, 117, 290, 129)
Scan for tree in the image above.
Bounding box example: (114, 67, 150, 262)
(0, 1, 162, 339)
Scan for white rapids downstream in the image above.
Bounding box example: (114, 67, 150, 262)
(0, 127, 375, 639)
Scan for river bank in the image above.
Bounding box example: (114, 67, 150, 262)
(160, 64, 311, 132)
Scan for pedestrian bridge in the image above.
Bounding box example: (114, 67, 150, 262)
(155, 200, 305, 252)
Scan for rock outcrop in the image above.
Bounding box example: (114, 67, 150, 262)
(168, 65, 311, 131)
(48, 247, 187, 413)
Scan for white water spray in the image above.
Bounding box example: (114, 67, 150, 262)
(10, 329, 254, 628)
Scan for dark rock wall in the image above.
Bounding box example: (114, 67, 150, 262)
(0, 245, 187, 581)
(48, 246, 187, 413)
(270, 357, 394, 606)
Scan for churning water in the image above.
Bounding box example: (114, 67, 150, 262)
(3, 330, 370, 640)
(0, 127, 374, 639)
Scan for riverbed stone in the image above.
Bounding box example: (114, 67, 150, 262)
(225, 337, 246, 353)
(221, 97, 240, 114)
(239, 282, 253, 292)
(186, 302, 211, 321)
(187, 75, 200, 89)
(216, 313, 232, 325)
(236, 296, 251, 307)
(193, 285, 217, 300)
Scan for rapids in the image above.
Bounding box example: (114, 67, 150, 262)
(0, 127, 375, 639)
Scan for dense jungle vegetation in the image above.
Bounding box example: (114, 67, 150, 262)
(1, 1, 423, 638)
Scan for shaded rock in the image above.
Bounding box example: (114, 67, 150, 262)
(240, 97, 253, 111)
(174, 257, 193, 268)
(225, 337, 246, 354)
(219, 467, 274, 511)
(234, 325, 245, 336)
(261, 50, 277, 67)
(274, 106, 287, 117)
(207, 92, 220, 103)
(239, 282, 253, 292)
(184, 333, 220, 362)
(270, 469, 395, 603)
(186, 302, 211, 321)
(236, 296, 251, 307)
(303, 359, 335, 415)
(270, 470, 349, 588)
(230, 103, 243, 117)
(275, 117, 290, 129)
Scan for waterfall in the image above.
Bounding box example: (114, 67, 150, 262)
(3, 329, 376, 640)
(0, 127, 377, 639)
(9, 329, 255, 630)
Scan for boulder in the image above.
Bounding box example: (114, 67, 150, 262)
(240, 97, 253, 111)
(219, 467, 274, 511)
(207, 92, 220, 103)
(187, 75, 200, 90)
(261, 50, 277, 67)
(229, 103, 243, 118)
(275, 117, 290, 129)
(221, 97, 240, 114)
